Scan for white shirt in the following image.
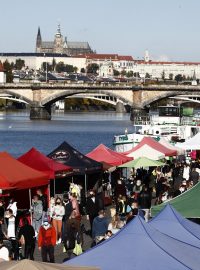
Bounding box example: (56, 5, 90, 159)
(7, 216, 15, 238)
(0, 246, 9, 261)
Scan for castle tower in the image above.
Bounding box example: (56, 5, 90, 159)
(144, 50, 150, 62)
(36, 27, 42, 53)
(54, 24, 64, 53)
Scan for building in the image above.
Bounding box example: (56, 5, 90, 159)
(0, 62, 6, 83)
(36, 24, 94, 56)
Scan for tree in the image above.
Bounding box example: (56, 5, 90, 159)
(73, 66, 78, 73)
(42, 62, 52, 72)
(161, 70, 165, 80)
(3, 60, 13, 83)
(52, 58, 56, 71)
(133, 72, 140, 78)
(65, 64, 74, 73)
(15, 58, 25, 70)
(55, 62, 65, 73)
(126, 71, 134, 78)
(145, 73, 151, 79)
(80, 68, 85, 73)
(169, 73, 174, 80)
(86, 63, 99, 74)
(121, 70, 126, 77)
(113, 69, 120, 76)
(175, 74, 183, 84)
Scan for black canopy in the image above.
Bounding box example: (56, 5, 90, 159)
(48, 141, 102, 175)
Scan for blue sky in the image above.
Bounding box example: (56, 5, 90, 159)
(1, 0, 200, 61)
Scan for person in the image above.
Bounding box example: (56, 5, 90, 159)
(18, 217, 35, 260)
(0, 217, 7, 240)
(0, 238, 9, 261)
(86, 190, 99, 230)
(32, 195, 43, 237)
(92, 210, 108, 245)
(108, 214, 124, 234)
(36, 189, 48, 221)
(116, 195, 126, 218)
(5, 209, 18, 260)
(0, 200, 5, 219)
(7, 198, 17, 217)
(138, 185, 151, 221)
(69, 193, 81, 231)
(38, 217, 56, 263)
(189, 168, 199, 186)
(52, 197, 65, 244)
(97, 230, 113, 245)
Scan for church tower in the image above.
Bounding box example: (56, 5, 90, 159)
(36, 27, 42, 53)
(53, 24, 64, 53)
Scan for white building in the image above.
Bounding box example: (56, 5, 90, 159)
(0, 53, 86, 72)
(0, 62, 6, 83)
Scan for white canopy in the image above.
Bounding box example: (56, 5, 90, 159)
(176, 132, 200, 150)
(127, 144, 165, 160)
(159, 138, 185, 155)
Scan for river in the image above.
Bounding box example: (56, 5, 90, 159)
(0, 110, 133, 157)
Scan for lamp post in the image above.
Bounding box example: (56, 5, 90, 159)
(44, 53, 47, 83)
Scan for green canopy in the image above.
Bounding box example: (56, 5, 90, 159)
(118, 156, 164, 169)
(151, 182, 200, 218)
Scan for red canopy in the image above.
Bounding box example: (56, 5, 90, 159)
(18, 147, 72, 179)
(123, 137, 177, 157)
(86, 144, 133, 166)
(0, 152, 49, 190)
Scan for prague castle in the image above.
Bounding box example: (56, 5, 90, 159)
(35, 24, 94, 56)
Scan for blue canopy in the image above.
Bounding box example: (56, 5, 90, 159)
(149, 204, 200, 248)
(65, 215, 200, 270)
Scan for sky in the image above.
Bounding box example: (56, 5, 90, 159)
(1, 0, 200, 61)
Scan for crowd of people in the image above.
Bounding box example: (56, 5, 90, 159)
(0, 159, 199, 263)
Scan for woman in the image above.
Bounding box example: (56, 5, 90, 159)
(52, 197, 65, 244)
(108, 214, 124, 234)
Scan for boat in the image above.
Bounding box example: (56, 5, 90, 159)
(113, 105, 200, 152)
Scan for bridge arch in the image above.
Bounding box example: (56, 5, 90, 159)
(141, 90, 200, 108)
(0, 90, 32, 104)
(41, 89, 132, 107)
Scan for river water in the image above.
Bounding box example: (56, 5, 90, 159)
(0, 111, 133, 157)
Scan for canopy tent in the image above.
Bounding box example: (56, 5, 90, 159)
(123, 144, 165, 160)
(65, 215, 200, 270)
(0, 259, 99, 270)
(118, 156, 164, 169)
(48, 142, 102, 175)
(150, 204, 200, 248)
(86, 144, 132, 166)
(18, 147, 72, 179)
(176, 132, 200, 150)
(159, 137, 185, 155)
(151, 182, 200, 218)
(123, 137, 177, 159)
(0, 152, 49, 190)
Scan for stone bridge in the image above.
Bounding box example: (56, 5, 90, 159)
(1, 83, 200, 119)
(0, 83, 133, 119)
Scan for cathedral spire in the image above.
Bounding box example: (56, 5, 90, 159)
(56, 23, 62, 37)
(36, 27, 42, 52)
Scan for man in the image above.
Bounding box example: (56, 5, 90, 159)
(189, 168, 199, 186)
(38, 217, 56, 263)
(32, 195, 43, 237)
(18, 218, 35, 260)
(86, 190, 99, 230)
(92, 210, 108, 245)
(36, 189, 48, 221)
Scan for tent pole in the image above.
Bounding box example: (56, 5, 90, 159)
(54, 178, 56, 197)
(29, 189, 32, 224)
(85, 174, 87, 198)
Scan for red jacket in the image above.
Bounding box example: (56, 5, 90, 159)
(38, 225, 56, 247)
